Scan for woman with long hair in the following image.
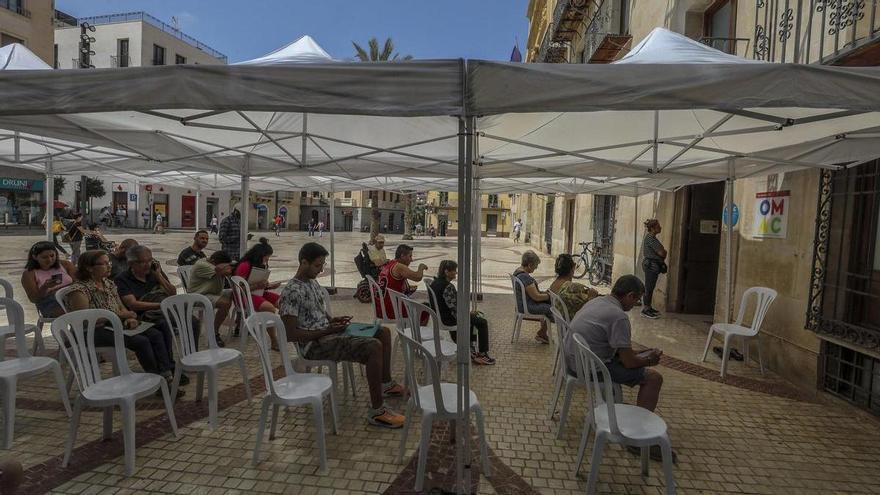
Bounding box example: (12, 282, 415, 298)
(21, 241, 76, 318)
(430, 260, 495, 365)
(234, 237, 282, 349)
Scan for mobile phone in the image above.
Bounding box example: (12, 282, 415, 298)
(51, 273, 63, 283)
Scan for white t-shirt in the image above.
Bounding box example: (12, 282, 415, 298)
(156, 213, 163, 222)
(513, 221, 522, 232)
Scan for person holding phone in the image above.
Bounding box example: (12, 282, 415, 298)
(22, 241, 76, 319)
(280, 242, 406, 429)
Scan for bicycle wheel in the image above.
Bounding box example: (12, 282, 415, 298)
(574, 255, 589, 279)
(588, 258, 605, 285)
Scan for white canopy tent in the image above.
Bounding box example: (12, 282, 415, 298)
(3, 28, 880, 491)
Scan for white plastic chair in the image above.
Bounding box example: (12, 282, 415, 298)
(0, 278, 45, 355)
(176, 265, 194, 291)
(395, 327, 491, 491)
(52, 309, 179, 476)
(290, 287, 356, 399)
(161, 294, 251, 430)
(54, 285, 120, 391)
(401, 298, 457, 369)
(388, 289, 436, 343)
(365, 274, 395, 326)
(423, 277, 457, 334)
(548, 307, 622, 438)
(701, 287, 777, 378)
(229, 275, 255, 350)
(246, 312, 338, 473)
(510, 274, 551, 343)
(548, 290, 570, 377)
(571, 334, 675, 494)
(0, 297, 71, 448)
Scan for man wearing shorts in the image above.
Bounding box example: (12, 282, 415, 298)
(187, 250, 234, 347)
(279, 242, 406, 429)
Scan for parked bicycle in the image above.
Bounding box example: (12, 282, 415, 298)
(573, 241, 607, 285)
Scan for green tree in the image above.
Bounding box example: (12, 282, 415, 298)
(53, 176, 65, 199)
(352, 37, 413, 240)
(85, 177, 105, 199)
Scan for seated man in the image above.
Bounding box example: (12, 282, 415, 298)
(109, 239, 139, 279)
(368, 234, 388, 268)
(115, 245, 191, 385)
(187, 251, 234, 347)
(177, 230, 209, 267)
(280, 242, 406, 429)
(376, 244, 427, 319)
(565, 275, 670, 460)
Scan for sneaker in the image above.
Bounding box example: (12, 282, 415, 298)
(178, 373, 190, 386)
(641, 309, 660, 320)
(535, 333, 550, 344)
(367, 407, 406, 429)
(471, 352, 496, 366)
(215, 334, 226, 348)
(480, 353, 496, 365)
(382, 382, 406, 398)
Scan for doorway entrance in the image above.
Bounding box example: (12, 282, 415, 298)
(565, 199, 576, 254)
(181, 195, 195, 228)
(486, 214, 498, 236)
(544, 194, 555, 254)
(206, 197, 219, 226)
(439, 215, 448, 236)
(675, 182, 725, 314)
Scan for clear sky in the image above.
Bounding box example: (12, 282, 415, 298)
(56, 0, 531, 63)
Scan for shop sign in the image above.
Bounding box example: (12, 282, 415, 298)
(754, 190, 790, 239)
(129, 193, 138, 202)
(0, 177, 43, 191)
(145, 185, 153, 192)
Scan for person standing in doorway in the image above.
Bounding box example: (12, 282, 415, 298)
(307, 218, 316, 237)
(513, 218, 523, 243)
(219, 208, 242, 260)
(641, 219, 667, 319)
(210, 214, 219, 235)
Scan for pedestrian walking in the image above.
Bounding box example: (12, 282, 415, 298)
(210, 214, 219, 235)
(318, 220, 325, 237)
(513, 218, 522, 243)
(308, 218, 316, 237)
(153, 212, 164, 234)
(141, 208, 150, 230)
(274, 214, 283, 237)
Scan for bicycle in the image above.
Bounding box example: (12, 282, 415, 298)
(573, 241, 606, 285)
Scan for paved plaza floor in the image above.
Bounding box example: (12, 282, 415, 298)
(1, 230, 879, 494)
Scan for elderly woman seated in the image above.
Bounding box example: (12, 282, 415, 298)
(513, 250, 553, 344)
(548, 254, 600, 319)
(65, 250, 183, 396)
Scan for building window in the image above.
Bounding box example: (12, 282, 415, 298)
(175, 54, 186, 64)
(439, 192, 449, 206)
(0, 32, 24, 47)
(344, 191, 351, 199)
(809, 161, 880, 413)
(53, 44, 58, 69)
(152, 44, 166, 65)
(488, 194, 499, 208)
(300, 191, 307, 198)
(312, 191, 320, 198)
(382, 191, 386, 201)
(822, 341, 880, 415)
(0, 0, 29, 17)
(703, 0, 737, 54)
(116, 39, 129, 67)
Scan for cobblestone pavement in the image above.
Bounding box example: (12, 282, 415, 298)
(1, 231, 879, 494)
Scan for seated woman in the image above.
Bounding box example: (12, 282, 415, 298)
(84, 223, 114, 252)
(21, 241, 76, 319)
(65, 250, 181, 394)
(430, 260, 495, 365)
(513, 250, 553, 344)
(548, 254, 600, 320)
(234, 238, 282, 350)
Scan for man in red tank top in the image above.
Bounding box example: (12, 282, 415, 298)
(375, 244, 428, 319)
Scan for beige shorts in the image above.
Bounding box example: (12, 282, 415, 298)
(203, 289, 232, 305)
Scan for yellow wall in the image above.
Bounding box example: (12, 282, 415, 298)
(425, 191, 513, 237)
(0, 0, 55, 65)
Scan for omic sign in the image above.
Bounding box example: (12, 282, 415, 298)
(754, 191, 790, 239)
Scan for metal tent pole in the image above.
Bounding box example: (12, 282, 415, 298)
(455, 114, 475, 494)
(472, 177, 482, 305)
(239, 156, 251, 258)
(633, 184, 639, 273)
(726, 159, 735, 322)
(330, 183, 336, 290)
(45, 159, 54, 241)
(195, 185, 202, 230)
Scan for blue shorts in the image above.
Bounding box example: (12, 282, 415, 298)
(606, 357, 647, 387)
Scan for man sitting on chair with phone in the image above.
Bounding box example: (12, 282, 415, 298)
(279, 242, 406, 429)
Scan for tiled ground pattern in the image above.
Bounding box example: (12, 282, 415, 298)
(0, 231, 877, 494)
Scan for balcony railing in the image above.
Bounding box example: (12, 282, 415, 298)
(753, 0, 880, 64)
(699, 36, 751, 55)
(0, 0, 30, 18)
(537, 0, 591, 62)
(583, 0, 631, 63)
(110, 55, 130, 68)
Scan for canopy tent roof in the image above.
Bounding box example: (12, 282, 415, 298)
(1, 29, 880, 192)
(0, 43, 51, 71)
(234, 35, 335, 65)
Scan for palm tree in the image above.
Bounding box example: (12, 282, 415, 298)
(352, 37, 413, 62)
(353, 37, 413, 240)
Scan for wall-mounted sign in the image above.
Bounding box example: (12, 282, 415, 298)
(754, 190, 790, 239)
(144, 185, 153, 192)
(722, 203, 739, 227)
(129, 193, 137, 202)
(700, 220, 720, 235)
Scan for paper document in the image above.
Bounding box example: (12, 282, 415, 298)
(248, 267, 270, 296)
(344, 321, 380, 338)
(123, 321, 154, 337)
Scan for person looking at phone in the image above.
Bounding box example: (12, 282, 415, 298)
(65, 250, 181, 393)
(375, 244, 427, 320)
(280, 242, 406, 429)
(22, 241, 76, 319)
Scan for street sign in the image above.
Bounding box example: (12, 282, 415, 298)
(129, 193, 137, 202)
(722, 203, 739, 227)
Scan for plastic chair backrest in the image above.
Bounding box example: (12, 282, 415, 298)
(548, 290, 570, 324)
(177, 265, 193, 291)
(51, 309, 130, 392)
(245, 312, 294, 396)
(161, 293, 217, 356)
(395, 326, 449, 415)
(229, 276, 255, 321)
(0, 297, 30, 360)
(320, 286, 332, 317)
(735, 287, 778, 331)
(54, 285, 78, 313)
(402, 299, 443, 355)
(0, 278, 13, 299)
(386, 288, 407, 325)
(572, 333, 620, 436)
(550, 306, 568, 348)
(365, 274, 387, 320)
(511, 274, 530, 314)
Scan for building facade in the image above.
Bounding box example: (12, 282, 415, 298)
(523, 0, 880, 410)
(424, 191, 513, 238)
(0, 0, 55, 65)
(298, 190, 406, 234)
